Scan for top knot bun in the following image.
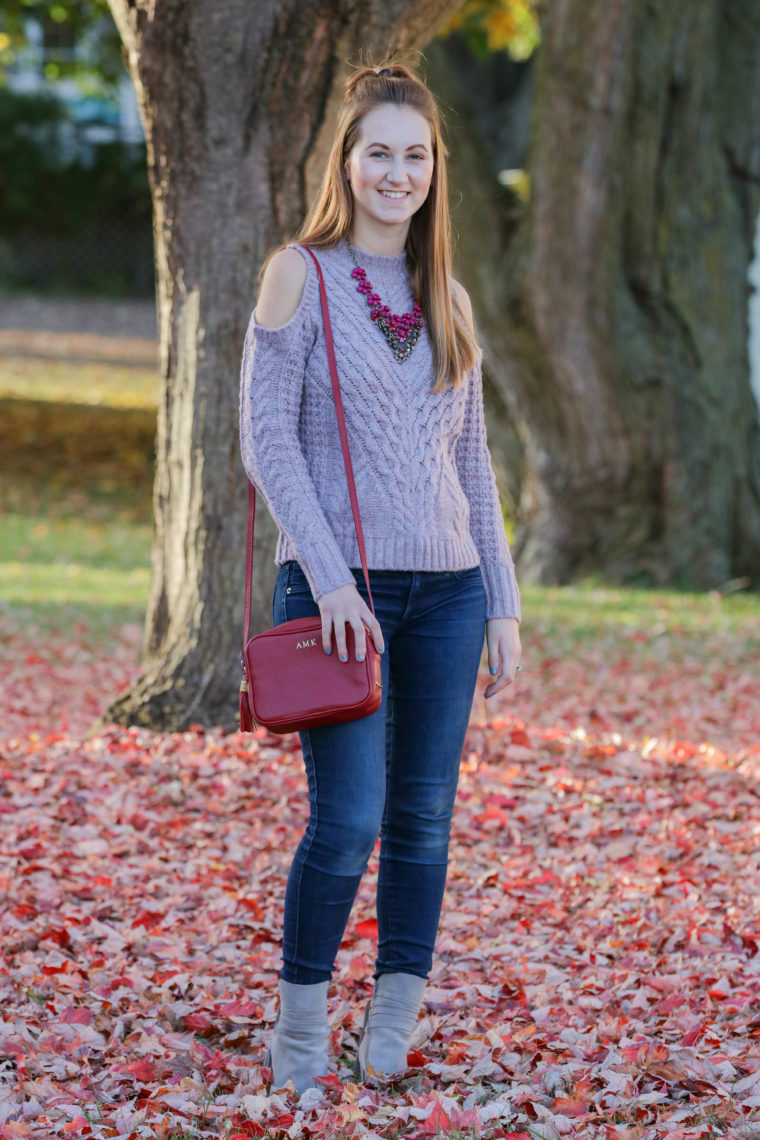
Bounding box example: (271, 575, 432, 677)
(342, 61, 422, 102)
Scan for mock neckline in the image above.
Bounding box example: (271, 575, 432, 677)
(337, 237, 409, 289)
(349, 243, 407, 264)
(292, 239, 411, 291)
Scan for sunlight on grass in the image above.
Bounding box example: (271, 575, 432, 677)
(2, 348, 756, 652)
(2, 504, 758, 656)
(522, 581, 759, 639)
(0, 354, 158, 409)
(0, 511, 152, 571)
(0, 510, 151, 637)
(0, 560, 150, 608)
(521, 581, 759, 672)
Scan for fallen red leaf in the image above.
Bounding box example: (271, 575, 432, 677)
(355, 917, 379, 939)
(0, 611, 758, 1137)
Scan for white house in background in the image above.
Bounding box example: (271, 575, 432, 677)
(6, 15, 144, 152)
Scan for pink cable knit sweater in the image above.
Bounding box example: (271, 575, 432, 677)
(239, 240, 520, 621)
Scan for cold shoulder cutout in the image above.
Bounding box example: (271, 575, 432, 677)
(252, 244, 318, 336)
(239, 239, 520, 620)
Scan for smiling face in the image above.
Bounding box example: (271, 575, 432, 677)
(344, 103, 435, 242)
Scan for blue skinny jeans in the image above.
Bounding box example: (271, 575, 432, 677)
(272, 558, 487, 984)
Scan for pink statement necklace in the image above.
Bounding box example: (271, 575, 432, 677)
(346, 237, 423, 363)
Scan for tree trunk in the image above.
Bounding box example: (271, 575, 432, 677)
(102, 0, 462, 732)
(501, 0, 760, 587)
(423, 37, 531, 514)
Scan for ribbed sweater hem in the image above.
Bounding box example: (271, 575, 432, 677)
(241, 239, 521, 625)
(275, 533, 521, 621)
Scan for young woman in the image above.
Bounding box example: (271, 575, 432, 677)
(239, 60, 521, 1094)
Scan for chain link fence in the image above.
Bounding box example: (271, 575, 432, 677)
(0, 217, 155, 298)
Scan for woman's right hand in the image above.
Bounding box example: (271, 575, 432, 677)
(318, 583, 385, 662)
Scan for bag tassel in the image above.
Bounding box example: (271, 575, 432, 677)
(239, 676, 255, 733)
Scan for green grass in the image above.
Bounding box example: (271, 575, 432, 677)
(525, 580, 759, 641)
(2, 468, 759, 650)
(0, 354, 158, 408)
(1, 510, 151, 572)
(1, 349, 759, 650)
(0, 508, 151, 640)
(0, 561, 149, 614)
(0, 343, 155, 638)
(2, 498, 758, 652)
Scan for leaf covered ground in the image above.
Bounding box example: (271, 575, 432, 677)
(1, 593, 759, 1140)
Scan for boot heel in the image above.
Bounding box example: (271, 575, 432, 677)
(357, 972, 426, 1083)
(264, 1010, 278, 1071)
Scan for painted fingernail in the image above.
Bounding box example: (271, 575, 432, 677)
(340, 653, 348, 662)
(325, 647, 332, 655)
(490, 666, 498, 675)
(357, 653, 365, 661)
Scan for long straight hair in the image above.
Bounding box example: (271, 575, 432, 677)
(264, 61, 477, 393)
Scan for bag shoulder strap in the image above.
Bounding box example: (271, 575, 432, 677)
(243, 245, 374, 651)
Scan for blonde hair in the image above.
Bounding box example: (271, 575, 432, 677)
(264, 59, 477, 392)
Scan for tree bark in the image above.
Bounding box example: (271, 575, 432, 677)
(423, 37, 531, 514)
(500, 0, 760, 587)
(102, 0, 462, 732)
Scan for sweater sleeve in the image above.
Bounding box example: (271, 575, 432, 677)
(239, 249, 356, 601)
(455, 351, 521, 622)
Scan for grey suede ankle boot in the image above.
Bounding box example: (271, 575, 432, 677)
(265, 978, 330, 1094)
(357, 972, 427, 1083)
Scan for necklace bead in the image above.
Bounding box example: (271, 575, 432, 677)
(346, 237, 423, 363)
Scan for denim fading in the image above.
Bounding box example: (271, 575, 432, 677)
(271, 558, 487, 984)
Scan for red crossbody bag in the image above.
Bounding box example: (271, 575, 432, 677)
(239, 246, 382, 734)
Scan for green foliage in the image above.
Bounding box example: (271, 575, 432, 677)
(438, 0, 542, 60)
(0, 0, 123, 94)
(0, 88, 66, 226)
(0, 87, 150, 238)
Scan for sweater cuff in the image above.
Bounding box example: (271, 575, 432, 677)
(480, 560, 521, 622)
(299, 539, 356, 602)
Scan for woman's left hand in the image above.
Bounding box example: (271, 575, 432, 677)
(484, 617, 522, 699)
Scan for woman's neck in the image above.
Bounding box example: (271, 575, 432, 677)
(348, 218, 409, 257)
